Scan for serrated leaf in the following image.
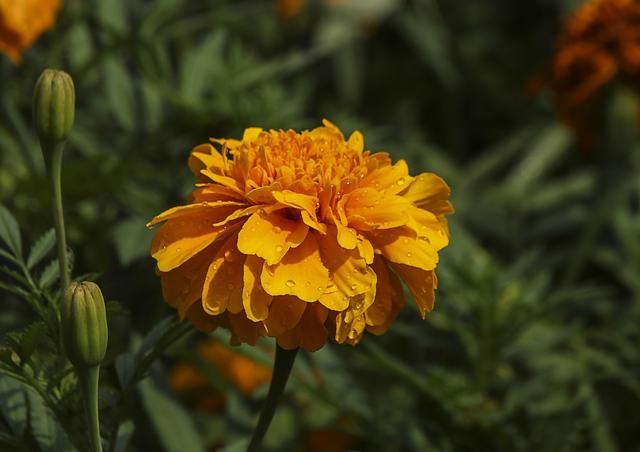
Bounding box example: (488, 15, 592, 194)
(0, 205, 22, 259)
(138, 378, 205, 452)
(4, 322, 46, 364)
(27, 229, 55, 270)
(103, 58, 136, 130)
(38, 260, 59, 289)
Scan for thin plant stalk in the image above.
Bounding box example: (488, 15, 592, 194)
(78, 366, 103, 452)
(45, 142, 70, 290)
(246, 345, 298, 452)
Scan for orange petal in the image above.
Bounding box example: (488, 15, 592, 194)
(392, 263, 436, 319)
(365, 257, 404, 329)
(237, 210, 309, 265)
(347, 130, 364, 153)
(405, 206, 449, 251)
(263, 295, 307, 336)
(191, 185, 246, 203)
(228, 312, 264, 346)
(260, 233, 330, 302)
(200, 169, 244, 192)
(202, 234, 245, 315)
(400, 172, 453, 215)
(213, 205, 264, 227)
(147, 201, 246, 227)
(158, 243, 219, 317)
(243, 255, 273, 321)
(368, 226, 439, 270)
(344, 188, 411, 230)
(188, 143, 226, 176)
(317, 227, 376, 311)
(276, 303, 328, 352)
(186, 302, 225, 332)
(150, 213, 237, 272)
(359, 160, 413, 196)
(272, 190, 319, 221)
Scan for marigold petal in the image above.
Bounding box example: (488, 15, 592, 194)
(405, 206, 450, 251)
(147, 201, 246, 227)
(344, 188, 411, 230)
(188, 143, 226, 176)
(202, 235, 245, 315)
(150, 214, 238, 272)
(369, 226, 439, 270)
(365, 257, 404, 329)
(158, 243, 218, 317)
(272, 190, 319, 220)
(392, 263, 437, 319)
(263, 295, 307, 336)
(228, 312, 264, 346)
(185, 302, 224, 332)
(276, 303, 328, 351)
(191, 185, 246, 203)
(401, 173, 454, 214)
(237, 209, 309, 265)
(260, 233, 330, 302)
(317, 227, 376, 311)
(243, 255, 273, 321)
(347, 130, 364, 153)
(360, 160, 413, 196)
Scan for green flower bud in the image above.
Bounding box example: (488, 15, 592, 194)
(62, 282, 108, 368)
(33, 69, 75, 147)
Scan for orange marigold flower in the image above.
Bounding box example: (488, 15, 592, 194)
(533, 0, 640, 150)
(0, 0, 61, 64)
(148, 120, 453, 351)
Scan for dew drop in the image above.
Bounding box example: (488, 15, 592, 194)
(348, 328, 359, 339)
(397, 177, 405, 186)
(285, 280, 296, 288)
(275, 245, 284, 253)
(350, 284, 358, 291)
(353, 300, 363, 310)
(176, 247, 182, 252)
(407, 252, 412, 258)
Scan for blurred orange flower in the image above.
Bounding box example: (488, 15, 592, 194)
(148, 120, 453, 351)
(170, 341, 272, 411)
(0, 0, 61, 63)
(533, 0, 640, 149)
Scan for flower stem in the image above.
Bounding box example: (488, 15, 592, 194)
(247, 345, 298, 452)
(78, 366, 103, 452)
(45, 142, 70, 290)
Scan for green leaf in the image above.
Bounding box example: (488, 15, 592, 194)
(179, 31, 226, 105)
(0, 205, 22, 259)
(38, 260, 59, 289)
(5, 322, 47, 364)
(0, 375, 27, 437)
(113, 420, 134, 452)
(103, 58, 136, 131)
(113, 217, 153, 266)
(27, 229, 55, 270)
(138, 378, 205, 452)
(25, 385, 67, 452)
(115, 352, 135, 389)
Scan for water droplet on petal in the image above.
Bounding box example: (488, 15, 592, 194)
(407, 252, 412, 258)
(350, 284, 357, 291)
(348, 328, 359, 339)
(397, 177, 405, 186)
(176, 247, 182, 252)
(275, 245, 284, 253)
(285, 280, 296, 288)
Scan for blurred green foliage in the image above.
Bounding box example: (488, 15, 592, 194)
(1, 0, 640, 451)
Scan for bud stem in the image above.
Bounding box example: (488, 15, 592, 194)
(79, 366, 103, 452)
(45, 142, 70, 290)
(247, 345, 298, 452)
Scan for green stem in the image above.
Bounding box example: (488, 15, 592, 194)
(45, 142, 70, 290)
(247, 345, 298, 452)
(79, 366, 103, 452)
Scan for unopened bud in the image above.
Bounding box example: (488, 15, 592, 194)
(33, 69, 75, 147)
(62, 282, 108, 368)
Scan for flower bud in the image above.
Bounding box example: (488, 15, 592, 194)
(62, 282, 108, 368)
(33, 69, 75, 147)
